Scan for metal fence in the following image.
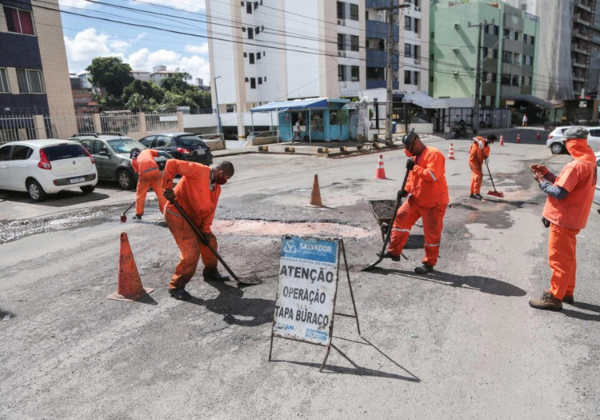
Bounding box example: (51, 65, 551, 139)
(0, 115, 35, 144)
(146, 112, 179, 132)
(100, 113, 140, 134)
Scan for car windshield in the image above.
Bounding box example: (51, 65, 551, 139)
(107, 138, 145, 154)
(43, 144, 87, 161)
(178, 136, 208, 149)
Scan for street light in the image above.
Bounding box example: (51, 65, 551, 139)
(213, 75, 223, 137)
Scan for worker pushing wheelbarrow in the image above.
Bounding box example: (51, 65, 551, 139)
(364, 131, 450, 274)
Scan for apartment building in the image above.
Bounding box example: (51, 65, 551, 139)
(131, 71, 150, 82)
(505, 0, 600, 100)
(0, 0, 76, 138)
(205, 0, 365, 138)
(430, 0, 540, 109)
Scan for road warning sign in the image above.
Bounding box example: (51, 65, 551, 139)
(269, 235, 360, 371)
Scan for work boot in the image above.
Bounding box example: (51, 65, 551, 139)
(470, 194, 483, 200)
(204, 269, 231, 282)
(133, 214, 143, 220)
(414, 263, 434, 274)
(529, 290, 562, 311)
(377, 251, 400, 262)
(169, 288, 191, 301)
(563, 294, 574, 304)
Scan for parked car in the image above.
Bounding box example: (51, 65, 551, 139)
(138, 132, 213, 166)
(595, 152, 600, 209)
(546, 126, 600, 154)
(70, 134, 168, 189)
(0, 139, 97, 202)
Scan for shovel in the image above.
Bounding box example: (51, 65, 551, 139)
(120, 201, 136, 223)
(485, 160, 504, 198)
(362, 167, 411, 271)
(170, 199, 262, 286)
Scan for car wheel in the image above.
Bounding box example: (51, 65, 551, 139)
(80, 185, 95, 194)
(117, 169, 135, 190)
(27, 179, 47, 202)
(550, 143, 564, 154)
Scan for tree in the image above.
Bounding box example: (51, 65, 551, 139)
(86, 57, 134, 99)
(122, 80, 165, 105)
(161, 71, 193, 94)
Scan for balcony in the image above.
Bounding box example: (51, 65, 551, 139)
(366, 20, 398, 41)
(576, 2, 592, 12)
(572, 44, 591, 54)
(366, 80, 399, 89)
(573, 60, 588, 68)
(367, 49, 398, 69)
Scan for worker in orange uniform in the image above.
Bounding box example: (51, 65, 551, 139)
(529, 127, 597, 311)
(130, 148, 167, 219)
(162, 160, 235, 300)
(380, 131, 449, 274)
(468, 134, 497, 199)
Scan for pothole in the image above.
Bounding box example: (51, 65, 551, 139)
(213, 220, 371, 238)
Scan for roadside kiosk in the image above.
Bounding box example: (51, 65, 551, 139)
(250, 98, 355, 143)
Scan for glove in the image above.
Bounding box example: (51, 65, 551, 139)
(163, 188, 175, 204)
(199, 232, 210, 246)
(530, 164, 549, 176)
(397, 189, 408, 200)
(406, 159, 415, 171)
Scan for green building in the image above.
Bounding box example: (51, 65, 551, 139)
(430, 0, 540, 109)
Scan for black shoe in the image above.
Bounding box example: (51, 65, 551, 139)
(377, 251, 400, 262)
(133, 215, 143, 220)
(169, 288, 191, 300)
(204, 270, 231, 282)
(414, 264, 434, 274)
(562, 294, 574, 304)
(470, 194, 483, 200)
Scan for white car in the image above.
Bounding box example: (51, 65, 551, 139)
(0, 139, 98, 202)
(595, 152, 600, 208)
(546, 126, 600, 154)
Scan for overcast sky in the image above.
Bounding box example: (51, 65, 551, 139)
(59, 0, 211, 84)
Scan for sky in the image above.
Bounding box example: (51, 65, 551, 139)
(59, 0, 211, 84)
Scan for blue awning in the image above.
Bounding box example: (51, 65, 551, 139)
(251, 98, 347, 113)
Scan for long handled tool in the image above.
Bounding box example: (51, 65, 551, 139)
(485, 160, 504, 198)
(171, 199, 262, 285)
(120, 201, 136, 223)
(362, 167, 411, 271)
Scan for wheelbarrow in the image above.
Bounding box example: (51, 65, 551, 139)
(368, 200, 396, 242)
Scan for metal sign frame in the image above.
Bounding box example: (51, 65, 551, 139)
(268, 236, 360, 372)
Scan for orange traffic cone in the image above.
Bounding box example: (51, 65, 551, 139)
(499, 135, 505, 146)
(375, 155, 387, 179)
(108, 232, 154, 301)
(309, 174, 323, 207)
(516, 134, 521, 144)
(448, 143, 455, 160)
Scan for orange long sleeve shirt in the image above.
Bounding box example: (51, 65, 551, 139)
(161, 160, 221, 233)
(405, 146, 449, 208)
(132, 149, 160, 174)
(468, 137, 490, 167)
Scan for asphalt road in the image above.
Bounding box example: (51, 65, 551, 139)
(1, 132, 599, 419)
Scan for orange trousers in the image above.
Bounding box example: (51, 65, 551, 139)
(469, 163, 483, 195)
(136, 169, 166, 216)
(165, 209, 219, 290)
(387, 198, 447, 266)
(548, 223, 579, 299)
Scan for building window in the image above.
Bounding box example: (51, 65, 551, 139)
(338, 33, 345, 50)
(16, 69, 44, 93)
(513, 31, 519, 41)
(338, 65, 346, 81)
(250, 78, 256, 89)
(264, 76, 267, 82)
(414, 72, 419, 86)
(482, 47, 488, 58)
(0, 68, 9, 93)
(249, 53, 255, 64)
(530, 36, 535, 45)
(404, 70, 411, 84)
(351, 66, 359, 81)
(503, 28, 510, 38)
(404, 43, 412, 57)
(484, 24, 489, 34)
(243, 52, 247, 57)
(502, 50, 512, 63)
(501, 74, 511, 85)
(521, 55, 526, 65)
(246, 2, 252, 13)
(493, 25, 499, 35)
(528, 56, 534, 65)
(350, 4, 358, 20)
(257, 52, 261, 59)
(3, 6, 35, 35)
(512, 75, 520, 86)
(227, 104, 236, 112)
(350, 35, 359, 51)
(523, 34, 528, 44)
(337, 2, 344, 19)
(258, 77, 262, 85)
(414, 18, 419, 34)
(248, 28, 254, 39)
(492, 49, 498, 59)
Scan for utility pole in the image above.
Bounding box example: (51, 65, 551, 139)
(375, 1, 410, 144)
(468, 20, 489, 134)
(213, 75, 223, 137)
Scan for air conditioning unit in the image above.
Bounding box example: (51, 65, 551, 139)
(453, 48, 459, 53)
(453, 71, 459, 77)
(338, 51, 346, 57)
(414, 6, 420, 12)
(337, 19, 345, 26)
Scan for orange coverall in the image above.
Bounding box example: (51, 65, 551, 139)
(468, 136, 490, 195)
(132, 149, 166, 216)
(388, 146, 449, 266)
(162, 160, 221, 290)
(541, 138, 596, 300)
